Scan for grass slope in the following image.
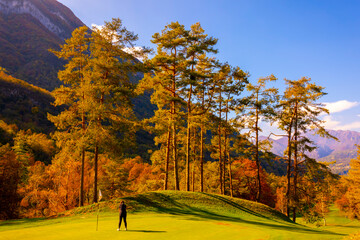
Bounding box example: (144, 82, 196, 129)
(0, 191, 359, 240)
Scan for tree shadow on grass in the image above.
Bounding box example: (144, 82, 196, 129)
(0, 218, 63, 230)
(126, 230, 166, 233)
(325, 224, 360, 229)
(125, 192, 346, 237)
(0, 218, 46, 226)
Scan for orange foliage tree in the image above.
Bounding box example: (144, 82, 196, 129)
(0, 145, 20, 219)
(231, 158, 276, 207)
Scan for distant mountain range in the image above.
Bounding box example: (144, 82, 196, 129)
(0, 0, 84, 90)
(260, 129, 360, 174)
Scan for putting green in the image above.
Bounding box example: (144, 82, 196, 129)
(0, 191, 359, 240)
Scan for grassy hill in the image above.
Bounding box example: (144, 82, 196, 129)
(1, 191, 359, 240)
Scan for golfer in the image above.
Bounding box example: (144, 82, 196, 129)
(117, 200, 127, 231)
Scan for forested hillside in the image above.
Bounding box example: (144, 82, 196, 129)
(0, 70, 56, 133)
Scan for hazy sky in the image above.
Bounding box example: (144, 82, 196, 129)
(58, 0, 360, 134)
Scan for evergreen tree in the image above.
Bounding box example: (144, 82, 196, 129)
(138, 22, 188, 190)
(211, 63, 247, 194)
(278, 77, 332, 221)
(244, 75, 278, 202)
(182, 23, 217, 191)
(88, 18, 147, 203)
(49, 26, 90, 207)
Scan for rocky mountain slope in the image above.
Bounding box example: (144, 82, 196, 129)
(0, 0, 85, 90)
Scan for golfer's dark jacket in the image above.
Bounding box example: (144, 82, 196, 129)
(119, 203, 127, 215)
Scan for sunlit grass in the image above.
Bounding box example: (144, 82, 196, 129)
(0, 191, 359, 240)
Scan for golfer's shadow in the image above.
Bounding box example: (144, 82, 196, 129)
(126, 230, 166, 233)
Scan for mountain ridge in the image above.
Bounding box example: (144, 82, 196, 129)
(261, 129, 360, 174)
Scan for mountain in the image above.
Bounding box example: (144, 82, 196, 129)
(261, 129, 360, 174)
(0, 0, 85, 90)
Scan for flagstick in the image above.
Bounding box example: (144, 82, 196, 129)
(96, 203, 99, 231)
(96, 190, 102, 231)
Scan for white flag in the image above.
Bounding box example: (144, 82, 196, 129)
(99, 189, 102, 201)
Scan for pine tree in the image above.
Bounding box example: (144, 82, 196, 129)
(182, 23, 217, 191)
(211, 63, 247, 194)
(244, 75, 278, 202)
(138, 22, 188, 190)
(49, 26, 90, 207)
(192, 55, 217, 192)
(278, 77, 332, 221)
(88, 18, 147, 203)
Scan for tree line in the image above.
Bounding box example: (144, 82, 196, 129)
(1, 18, 359, 224)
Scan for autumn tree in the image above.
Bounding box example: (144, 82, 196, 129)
(341, 146, 360, 219)
(0, 145, 20, 219)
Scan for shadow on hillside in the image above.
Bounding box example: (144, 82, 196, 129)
(125, 192, 346, 237)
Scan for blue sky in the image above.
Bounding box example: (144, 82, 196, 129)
(58, 0, 360, 134)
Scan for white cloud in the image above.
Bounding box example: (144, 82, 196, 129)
(91, 24, 103, 31)
(122, 46, 147, 61)
(91, 24, 147, 61)
(335, 122, 360, 130)
(323, 115, 360, 131)
(323, 100, 359, 114)
(322, 115, 341, 129)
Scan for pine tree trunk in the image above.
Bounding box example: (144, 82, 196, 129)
(286, 129, 292, 218)
(171, 69, 179, 190)
(200, 125, 204, 192)
(164, 130, 171, 190)
(186, 118, 191, 191)
(255, 107, 261, 202)
(223, 98, 229, 195)
(192, 127, 196, 192)
(218, 91, 223, 194)
(186, 81, 193, 192)
(80, 99, 86, 207)
(218, 124, 223, 194)
(93, 145, 98, 203)
(228, 152, 233, 197)
(173, 123, 179, 191)
(223, 139, 226, 195)
(80, 147, 85, 207)
(292, 101, 298, 223)
(192, 161, 195, 192)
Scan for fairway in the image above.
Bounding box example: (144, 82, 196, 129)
(1, 192, 359, 240)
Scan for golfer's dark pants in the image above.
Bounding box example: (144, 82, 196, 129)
(118, 213, 127, 228)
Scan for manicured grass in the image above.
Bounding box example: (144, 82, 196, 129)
(0, 191, 359, 240)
